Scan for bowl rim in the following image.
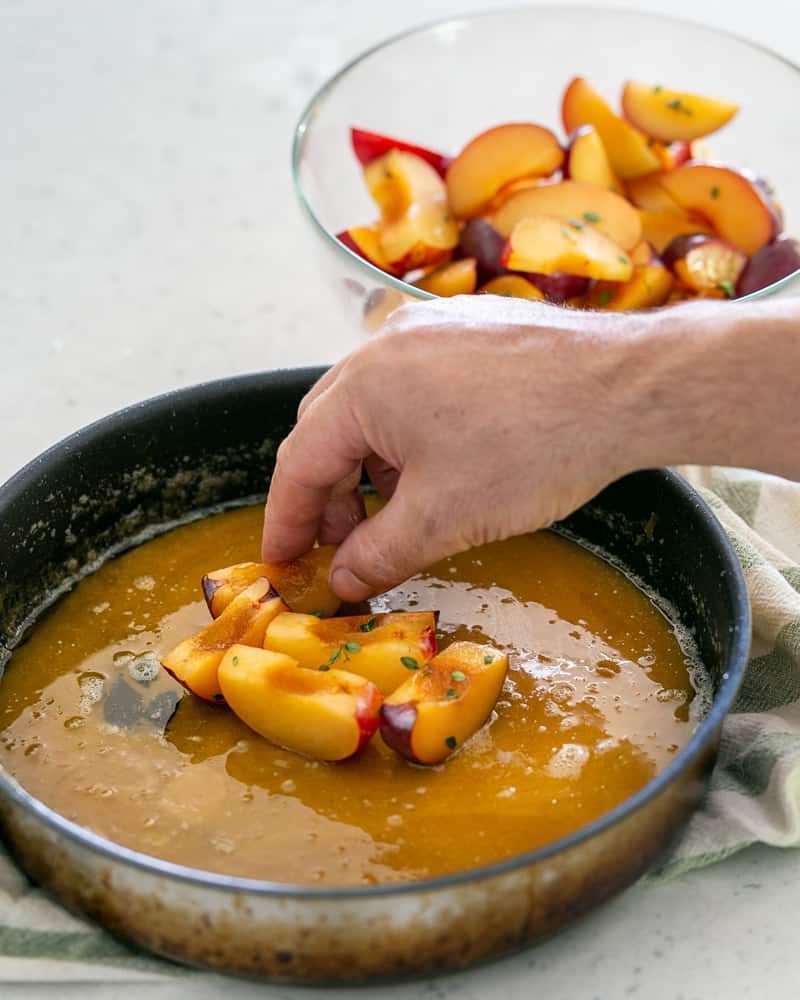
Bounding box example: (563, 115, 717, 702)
(291, 3, 800, 304)
(0, 369, 751, 900)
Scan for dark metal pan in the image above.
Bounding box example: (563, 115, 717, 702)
(0, 369, 749, 982)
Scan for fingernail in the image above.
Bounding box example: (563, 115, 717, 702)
(330, 567, 371, 602)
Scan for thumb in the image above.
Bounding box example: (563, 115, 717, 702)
(328, 484, 451, 602)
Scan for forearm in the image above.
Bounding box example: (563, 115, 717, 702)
(618, 299, 800, 479)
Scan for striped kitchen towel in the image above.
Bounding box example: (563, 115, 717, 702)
(648, 466, 800, 879)
(0, 466, 798, 978)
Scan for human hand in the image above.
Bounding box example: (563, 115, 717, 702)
(262, 294, 668, 602)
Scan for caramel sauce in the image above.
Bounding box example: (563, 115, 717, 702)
(0, 505, 698, 886)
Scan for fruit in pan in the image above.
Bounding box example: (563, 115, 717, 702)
(218, 645, 382, 761)
(638, 211, 714, 255)
(501, 216, 633, 281)
(263, 611, 438, 695)
(564, 126, 624, 195)
(492, 180, 642, 251)
(364, 149, 447, 219)
(202, 563, 277, 619)
(380, 641, 508, 765)
(621, 82, 739, 143)
(659, 164, 777, 256)
(561, 76, 661, 179)
(414, 258, 478, 296)
(162, 579, 287, 702)
(589, 242, 674, 311)
(445, 123, 564, 219)
(261, 545, 341, 618)
(661, 234, 748, 298)
(736, 238, 800, 297)
(336, 226, 403, 276)
(351, 127, 450, 178)
(478, 275, 545, 299)
(203, 548, 340, 619)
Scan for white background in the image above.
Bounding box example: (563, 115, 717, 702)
(2, 1, 799, 997)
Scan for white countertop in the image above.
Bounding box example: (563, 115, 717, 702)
(2, 1, 800, 997)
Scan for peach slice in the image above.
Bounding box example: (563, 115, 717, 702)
(364, 149, 447, 220)
(379, 641, 508, 765)
(621, 82, 739, 143)
(561, 77, 660, 179)
(351, 127, 450, 178)
(336, 226, 403, 276)
(501, 216, 634, 281)
(737, 237, 800, 297)
(638, 210, 714, 255)
(564, 126, 624, 195)
(414, 258, 478, 296)
(626, 173, 683, 215)
(492, 180, 642, 251)
(162, 579, 287, 702)
(218, 645, 382, 761)
(445, 123, 563, 219)
(478, 275, 545, 299)
(662, 234, 747, 298)
(203, 547, 340, 619)
(659, 164, 776, 256)
(263, 611, 438, 695)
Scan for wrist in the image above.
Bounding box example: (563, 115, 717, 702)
(617, 300, 799, 478)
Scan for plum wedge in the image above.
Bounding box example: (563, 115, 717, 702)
(662, 234, 747, 298)
(336, 225, 403, 276)
(621, 82, 739, 143)
(659, 164, 776, 256)
(202, 547, 340, 620)
(162, 579, 287, 702)
(219, 644, 382, 761)
(492, 180, 642, 251)
(501, 216, 633, 281)
(263, 611, 438, 695)
(561, 77, 660, 179)
(445, 123, 563, 219)
(351, 127, 450, 178)
(414, 258, 477, 296)
(564, 126, 624, 195)
(380, 641, 508, 765)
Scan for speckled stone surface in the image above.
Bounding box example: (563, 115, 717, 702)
(2, 1, 800, 997)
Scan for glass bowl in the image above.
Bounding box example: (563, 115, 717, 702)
(293, 6, 800, 331)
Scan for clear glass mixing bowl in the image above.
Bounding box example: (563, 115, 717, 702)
(293, 7, 800, 332)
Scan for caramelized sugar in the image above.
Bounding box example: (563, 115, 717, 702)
(0, 505, 700, 886)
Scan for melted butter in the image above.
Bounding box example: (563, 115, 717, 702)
(0, 505, 698, 886)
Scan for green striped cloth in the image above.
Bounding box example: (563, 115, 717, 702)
(1, 466, 798, 976)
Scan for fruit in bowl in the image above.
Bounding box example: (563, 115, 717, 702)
(333, 76, 796, 311)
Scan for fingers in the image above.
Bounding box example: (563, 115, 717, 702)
(317, 468, 367, 546)
(296, 359, 346, 422)
(328, 482, 453, 602)
(261, 387, 369, 563)
(364, 454, 400, 500)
